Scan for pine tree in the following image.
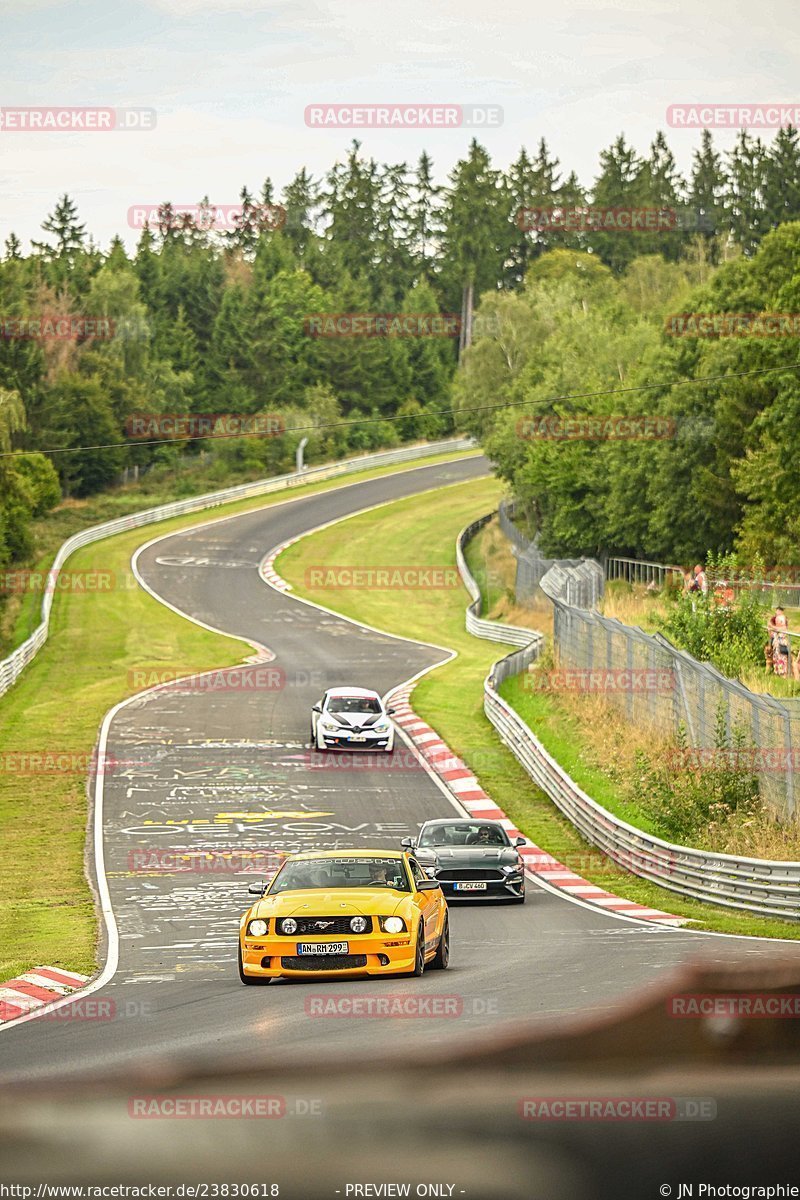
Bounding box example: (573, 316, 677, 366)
(4, 233, 22, 261)
(409, 152, 441, 278)
(226, 186, 261, 256)
(764, 126, 800, 229)
(587, 135, 646, 272)
(31, 194, 87, 263)
(281, 168, 319, 260)
(506, 139, 566, 282)
(637, 130, 686, 260)
(726, 130, 770, 254)
(376, 161, 414, 303)
(439, 140, 510, 354)
(106, 236, 129, 271)
(688, 130, 728, 254)
(322, 141, 384, 283)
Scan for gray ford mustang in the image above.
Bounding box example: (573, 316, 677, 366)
(402, 819, 527, 903)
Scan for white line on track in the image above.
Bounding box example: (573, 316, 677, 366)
(0, 457, 481, 1033)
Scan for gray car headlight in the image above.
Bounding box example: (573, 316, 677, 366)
(248, 919, 268, 936)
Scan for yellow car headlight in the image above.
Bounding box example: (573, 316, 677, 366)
(248, 919, 268, 937)
(380, 916, 406, 934)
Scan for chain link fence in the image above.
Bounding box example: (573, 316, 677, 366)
(500, 505, 799, 821)
(498, 499, 604, 612)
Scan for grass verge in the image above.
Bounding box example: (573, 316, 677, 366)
(0, 448, 479, 980)
(277, 480, 800, 940)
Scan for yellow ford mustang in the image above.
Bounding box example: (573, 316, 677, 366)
(237, 848, 449, 982)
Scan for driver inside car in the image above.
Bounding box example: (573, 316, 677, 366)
(468, 825, 503, 846)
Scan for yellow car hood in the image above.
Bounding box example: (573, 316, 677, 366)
(251, 888, 408, 919)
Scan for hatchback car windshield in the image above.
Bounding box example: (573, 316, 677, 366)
(418, 822, 510, 847)
(268, 856, 410, 893)
(327, 696, 382, 714)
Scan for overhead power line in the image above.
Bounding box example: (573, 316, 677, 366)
(1, 361, 799, 459)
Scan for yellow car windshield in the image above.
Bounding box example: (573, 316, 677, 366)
(269, 856, 410, 893)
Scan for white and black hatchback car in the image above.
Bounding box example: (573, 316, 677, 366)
(311, 687, 395, 753)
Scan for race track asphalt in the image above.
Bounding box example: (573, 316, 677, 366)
(3, 454, 800, 1083)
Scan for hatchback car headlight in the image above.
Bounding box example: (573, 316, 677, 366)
(278, 917, 298, 934)
(320, 718, 338, 731)
(350, 916, 368, 933)
(248, 919, 268, 936)
(373, 721, 389, 732)
(380, 916, 406, 934)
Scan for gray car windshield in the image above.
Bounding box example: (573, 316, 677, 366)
(418, 823, 510, 847)
(268, 856, 410, 893)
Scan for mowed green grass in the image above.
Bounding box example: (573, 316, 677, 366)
(278, 478, 800, 941)
(0, 449, 479, 980)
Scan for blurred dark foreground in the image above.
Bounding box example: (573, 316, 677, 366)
(2, 961, 800, 1200)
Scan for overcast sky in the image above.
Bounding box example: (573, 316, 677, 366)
(2, 0, 798, 252)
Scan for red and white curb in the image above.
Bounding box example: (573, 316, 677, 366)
(260, 539, 297, 592)
(0, 967, 90, 1023)
(388, 685, 685, 925)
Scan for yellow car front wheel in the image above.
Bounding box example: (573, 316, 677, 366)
(238, 941, 263, 986)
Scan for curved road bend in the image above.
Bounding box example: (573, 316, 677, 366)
(3, 454, 799, 1082)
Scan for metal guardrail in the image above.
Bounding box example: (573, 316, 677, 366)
(457, 511, 800, 920)
(456, 514, 544, 650)
(0, 438, 474, 700)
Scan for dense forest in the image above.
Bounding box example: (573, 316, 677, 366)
(1, 127, 800, 570)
